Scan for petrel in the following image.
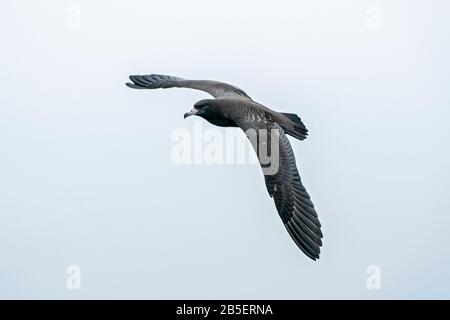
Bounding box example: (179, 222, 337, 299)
(126, 74, 323, 260)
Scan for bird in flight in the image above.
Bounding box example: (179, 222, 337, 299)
(126, 74, 323, 260)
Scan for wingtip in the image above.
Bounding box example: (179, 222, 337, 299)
(310, 252, 320, 261)
(303, 254, 319, 261)
(126, 75, 139, 88)
(307, 252, 320, 261)
(129, 75, 139, 84)
(126, 82, 143, 89)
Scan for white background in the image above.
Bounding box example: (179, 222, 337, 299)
(1, 0, 449, 298)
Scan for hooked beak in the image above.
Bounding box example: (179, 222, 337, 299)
(183, 109, 198, 119)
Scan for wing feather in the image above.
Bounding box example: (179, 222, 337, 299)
(126, 74, 252, 100)
(234, 119, 323, 260)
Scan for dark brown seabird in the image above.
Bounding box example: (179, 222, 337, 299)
(126, 74, 323, 260)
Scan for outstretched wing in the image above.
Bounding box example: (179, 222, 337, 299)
(235, 117, 323, 260)
(126, 74, 252, 100)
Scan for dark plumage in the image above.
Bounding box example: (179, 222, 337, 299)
(126, 74, 322, 260)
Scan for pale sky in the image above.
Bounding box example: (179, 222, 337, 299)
(1, 0, 450, 299)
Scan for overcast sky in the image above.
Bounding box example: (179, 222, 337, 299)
(1, 0, 450, 299)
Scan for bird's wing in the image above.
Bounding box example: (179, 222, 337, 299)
(234, 116, 323, 260)
(126, 74, 252, 100)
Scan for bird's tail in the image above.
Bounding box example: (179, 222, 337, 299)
(281, 112, 308, 141)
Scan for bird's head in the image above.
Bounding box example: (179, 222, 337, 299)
(184, 99, 217, 120)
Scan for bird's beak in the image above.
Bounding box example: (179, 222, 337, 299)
(183, 109, 198, 119)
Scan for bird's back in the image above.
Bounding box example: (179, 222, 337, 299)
(215, 98, 308, 141)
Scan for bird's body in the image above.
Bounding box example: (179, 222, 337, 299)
(127, 74, 323, 260)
